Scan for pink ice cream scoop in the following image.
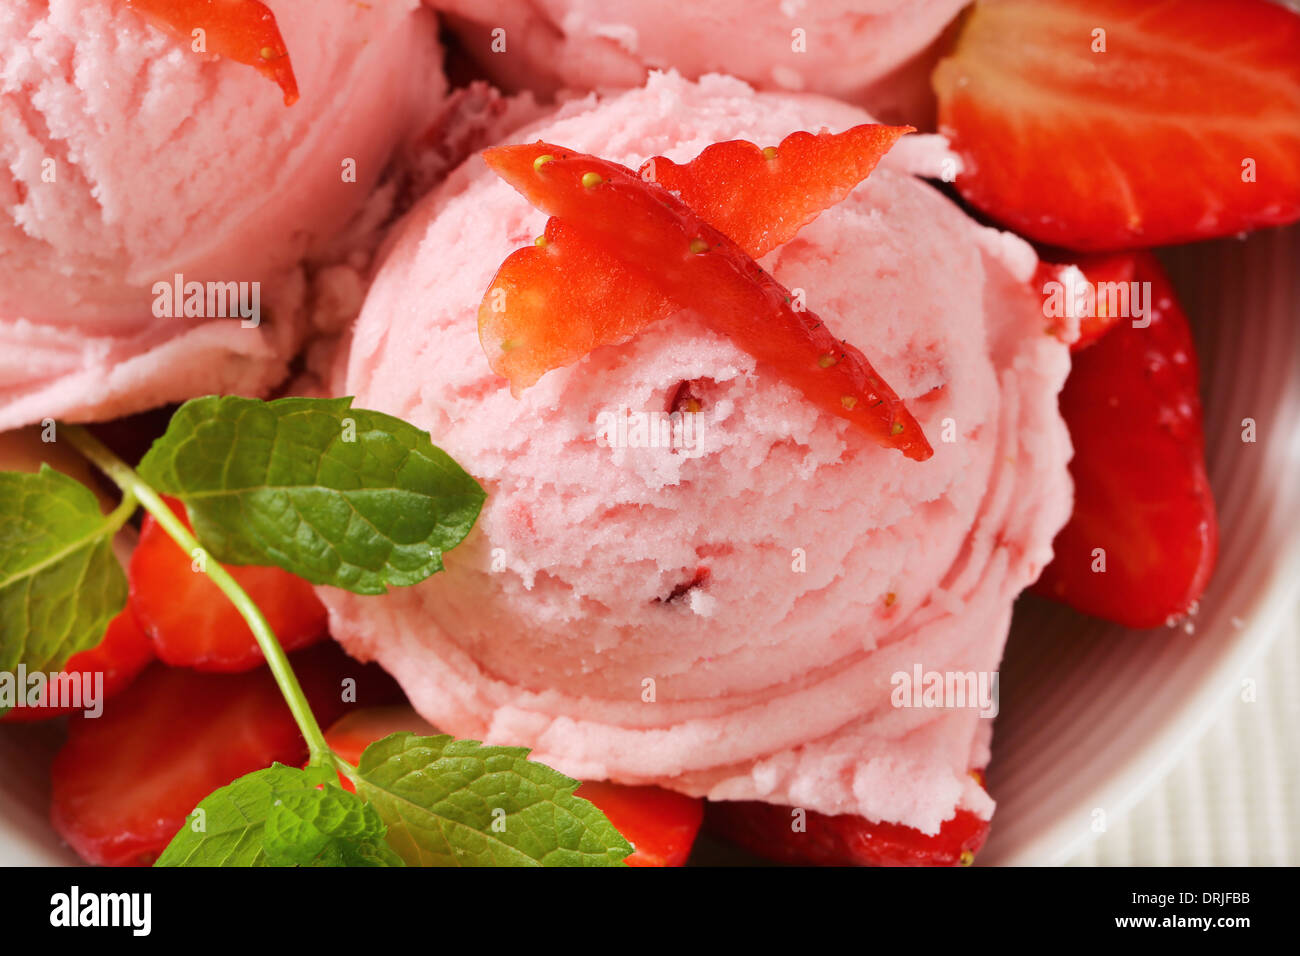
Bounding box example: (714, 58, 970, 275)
(0, 0, 445, 430)
(428, 0, 966, 110)
(319, 72, 1074, 833)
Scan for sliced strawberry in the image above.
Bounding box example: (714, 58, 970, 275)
(127, 0, 299, 105)
(1035, 253, 1217, 628)
(323, 705, 705, 866)
(481, 142, 931, 460)
(323, 705, 438, 770)
(482, 217, 673, 393)
(574, 781, 704, 868)
(640, 124, 911, 259)
(706, 799, 990, 867)
(1, 608, 153, 723)
(933, 0, 1300, 250)
(49, 642, 386, 867)
(1035, 252, 1138, 352)
(129, 497, 328, 672)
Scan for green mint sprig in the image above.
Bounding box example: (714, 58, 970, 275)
(0, 396, 631, 867)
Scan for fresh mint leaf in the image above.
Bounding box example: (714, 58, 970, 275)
(156, 763, 401, 867)
(0, 467, 127, 707)
(155, 764, 300, 867)
(137, 396, 485, 595)
(355, 733, 633, 867)
(263, 772, 403, 867)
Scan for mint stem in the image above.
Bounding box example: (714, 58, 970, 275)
(62, 425, 332, 760)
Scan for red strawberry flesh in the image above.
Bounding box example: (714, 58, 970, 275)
(129, 497, 328, 672)
(482, 142, 932, 460)
(49, 643, 384, 867)
(640, 124, 911, 258)
(707, 797, 990, 867)
(934, 0, 1300, 250)
(127, 0, 299, 105)
(1034, 252, 1217, 628)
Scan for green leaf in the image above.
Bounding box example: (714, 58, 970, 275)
(0, 467, 126, 710)
(264, 773, 404, 867)
(155, 764, 297, 867)
(156, 763, 402, 867)
(137, 396, 485, 595)
(355, 733, 633, 867)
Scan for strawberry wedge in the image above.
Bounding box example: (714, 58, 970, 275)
(642, 124, 911, 258)
(481, 139, 932, 460)
(1034, 253, 1217, 628)
(127, 0, 299, 105)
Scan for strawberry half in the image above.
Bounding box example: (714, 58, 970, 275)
(1034, 252, 1217, 628)
(127, 0, 299, 105)
(323, 706, 705, 866)
(1, 608, 153, 723)
(49, 642, 392, 867)
(933, 0, 1300, 250)
(706, 798, 991, 867)
(481, 139, 931, 460)
(129, 497, 328, 672)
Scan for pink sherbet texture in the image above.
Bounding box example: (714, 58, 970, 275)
(320, 72, 1075, 833)
(0, 0, 444, 429)
(429, 0, 966, 105)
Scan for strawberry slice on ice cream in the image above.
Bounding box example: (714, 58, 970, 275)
(127, 0, 299, 105)
(933, 0, 1300, 250)
(642, 124, 912, 258)
(480, 133, 932, 460)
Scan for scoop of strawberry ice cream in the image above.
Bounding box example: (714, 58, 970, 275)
(319, 72, 1074, 832)
(0, 0, 444, 429)
(429, 0, 965, 110)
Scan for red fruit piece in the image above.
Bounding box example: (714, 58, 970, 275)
(1034, 252, 1138, 352)
(129, 497, 328, 672)
(323, 706, 705, 866)
(481, 142, 931, 460)
(127, 0, 299, 105)
(640, 124, 911, 259)
(706, 798, 990, 867)
(49, 642, 378, 867)
(933, 0, 1300, 251)
(323, 705, 439, 771)
(574, 782, 704, 868)
(1, 608, 153, 723)
(1034, 252, 1217, 628)
(482, 217, 673, 394)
